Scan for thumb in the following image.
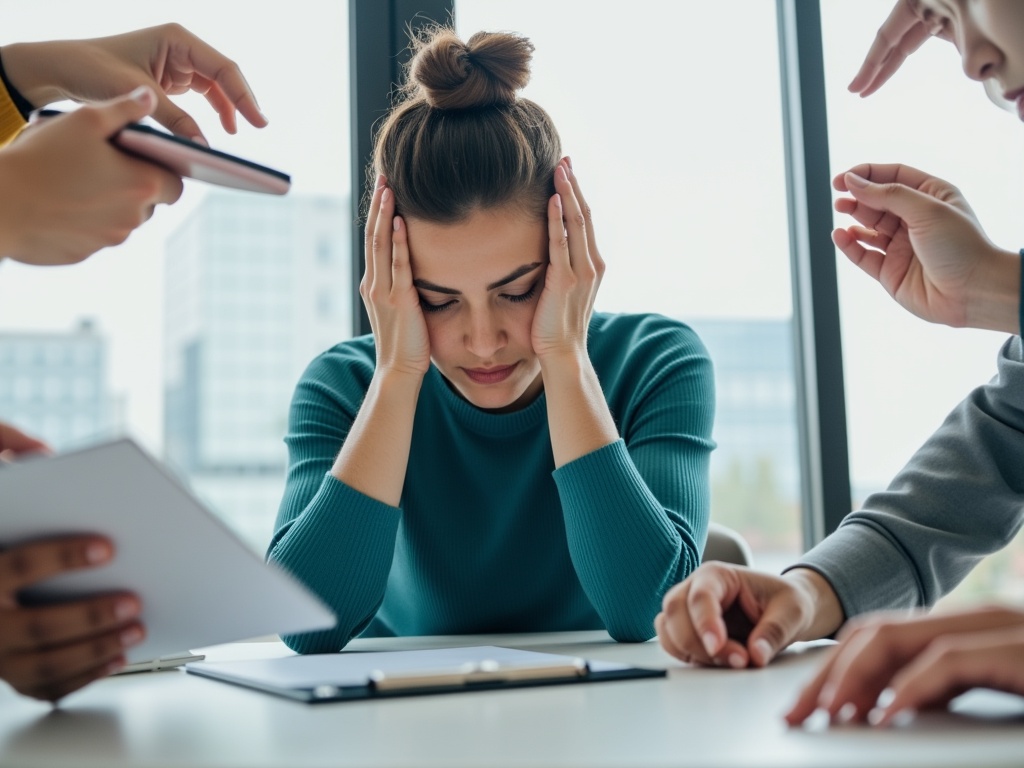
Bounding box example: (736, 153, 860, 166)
(85, 85, 158, 138)
(844, 171, 947, 227)
(745, 593, 803, 667)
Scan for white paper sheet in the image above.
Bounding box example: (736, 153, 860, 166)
(0, 438, 335, 663)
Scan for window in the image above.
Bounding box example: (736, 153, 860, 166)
(820, 1, 1024, 605)
(455, 1, 805, 570)
(0, 2, 351, 552)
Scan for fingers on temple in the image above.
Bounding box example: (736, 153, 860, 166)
(390, 214, 411, 289)
(362, 178, 387, 293)
(553, 164, 591, 274)
(561, 159, 603, 275)
(0, 537, 112, 595)
(547, 191, 569, 268)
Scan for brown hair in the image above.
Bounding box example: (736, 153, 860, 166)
(368, 26, 561, 224)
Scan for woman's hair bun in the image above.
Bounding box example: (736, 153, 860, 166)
(408, 28, 533, 110)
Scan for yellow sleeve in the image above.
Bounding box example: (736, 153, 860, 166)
(0, 75, 27, 148)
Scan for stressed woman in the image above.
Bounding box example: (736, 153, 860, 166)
(268, 27, 714, 653)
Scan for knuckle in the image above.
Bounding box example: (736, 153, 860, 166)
(571, 211, 586, 229)
(755, 620, 788, 649)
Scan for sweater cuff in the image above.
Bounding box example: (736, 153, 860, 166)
(1018, 248, 1023, 337)
(784, 521, 925, 620)
(269, 474, 402, 576)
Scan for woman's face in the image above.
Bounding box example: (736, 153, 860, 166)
(921, 0, 1024, 120)
(405, 206, 548, 413)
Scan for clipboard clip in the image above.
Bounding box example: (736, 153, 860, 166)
(367, 657, 589, 693)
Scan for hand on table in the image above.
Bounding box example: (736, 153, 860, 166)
(655, 563, 844, 668)
(785, 605, 1024, 727)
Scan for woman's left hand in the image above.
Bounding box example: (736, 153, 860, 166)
(531, 158, 605, 363)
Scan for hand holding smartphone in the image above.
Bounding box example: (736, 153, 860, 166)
(34, 108, 291, 195)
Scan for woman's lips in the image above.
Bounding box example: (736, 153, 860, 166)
(463, 364, 517, 384)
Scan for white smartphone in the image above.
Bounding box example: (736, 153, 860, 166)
(35, 108, 291, 195)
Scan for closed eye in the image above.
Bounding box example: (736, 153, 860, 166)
(503, 281, 539, 304)
(419, 296, 456, 313)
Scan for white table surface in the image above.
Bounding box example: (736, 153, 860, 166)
(1, 630, 1022, 768)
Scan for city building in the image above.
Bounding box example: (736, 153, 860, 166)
(685, 316, 801, 562)
(163, 191, 350, 552)
(0, 319, 121, 451)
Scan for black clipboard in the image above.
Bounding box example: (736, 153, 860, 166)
(185, 645, 665, 703)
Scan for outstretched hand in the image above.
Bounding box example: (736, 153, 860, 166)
(2, 23, 268, 144)
(848, 0, 949, 98)
(832, 163, 1020, 334)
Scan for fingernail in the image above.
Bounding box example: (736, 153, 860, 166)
(836, 702, 857, 724)
(845, 172, 868, 188)
(819, 682, 836, 709)
(121, 627, 143, 647)
(376, 174, 386, 189)
(702, 632, 718, 655)
(86, 542, 112, 564)
(565, 156, 574, 174)
(393, 216, 401, 232)
(753, 638, 772, 663)
(381, 188, 390, 203)
(728, 653, 745, 669)
(190, 135, 209, 148)
(107, 658, 126, 675)
(130, 85, 153, 105)
(115, 598, 139, 621)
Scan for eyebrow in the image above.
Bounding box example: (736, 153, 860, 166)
(413, 262, 544, 294)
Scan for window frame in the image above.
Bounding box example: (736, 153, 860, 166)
(347, 0, 850, 549)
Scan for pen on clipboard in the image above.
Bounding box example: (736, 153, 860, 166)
(367, 658, 589, 693)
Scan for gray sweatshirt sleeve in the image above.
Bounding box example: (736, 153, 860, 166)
(788, 335, 1024, 620)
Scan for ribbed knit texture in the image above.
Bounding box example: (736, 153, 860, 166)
(269, 312, 715, 653)
(0, 73, 26, 148)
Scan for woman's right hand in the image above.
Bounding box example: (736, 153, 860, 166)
(0, 536, 144, 702)
(360, 176, 431, 378)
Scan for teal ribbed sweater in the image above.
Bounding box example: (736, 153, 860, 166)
(268, 312, 715, 653)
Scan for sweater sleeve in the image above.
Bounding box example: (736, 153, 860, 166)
(553, 322, 714, 642)
(266, 349, 402, 653)
(0, 76, 26, 147)
(789, 336, 1024, 620)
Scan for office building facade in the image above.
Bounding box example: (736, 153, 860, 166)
(0, 319, 120, 451)
(163, 192, 350, 552)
